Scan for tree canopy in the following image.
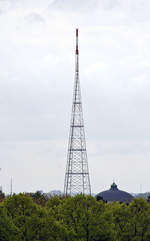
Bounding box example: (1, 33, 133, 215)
(0, 193, 150, 241)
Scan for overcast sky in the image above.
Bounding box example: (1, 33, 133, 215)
(1, 0, 150, 194)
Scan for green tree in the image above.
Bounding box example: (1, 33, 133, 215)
(3, 194, 69, 241)
(0, 204, 21, 241)
(0, 190, 5, 202)
(112, 198, 150, 241)
(112, 202, 131, 241)
(56, 194, 115, 241)
(31, 191, 48, 206)
(128, 198, 150, 241)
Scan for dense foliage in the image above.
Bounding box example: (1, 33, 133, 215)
(0, 193, 150, 241)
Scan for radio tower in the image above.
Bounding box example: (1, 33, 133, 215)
(64, 29, 91, 195)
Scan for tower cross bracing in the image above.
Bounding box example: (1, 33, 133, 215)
(64, 29, 91, 195)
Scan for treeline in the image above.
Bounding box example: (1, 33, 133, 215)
(0, 193, 150, 241)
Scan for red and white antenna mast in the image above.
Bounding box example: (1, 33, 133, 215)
(64, 29, 91, 195)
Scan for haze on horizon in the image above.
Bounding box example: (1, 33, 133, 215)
(0, 0, 150, 194)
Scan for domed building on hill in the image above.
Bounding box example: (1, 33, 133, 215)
(96, 182, 133, 203)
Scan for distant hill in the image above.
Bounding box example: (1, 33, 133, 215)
(132, 192, 150, 199)
(46, 190, 63, 197)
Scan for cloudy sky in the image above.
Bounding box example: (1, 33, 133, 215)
(1, 0, 150, 194)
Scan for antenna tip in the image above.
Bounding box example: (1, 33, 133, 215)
(76, 28, 79, 55)
(76, 28, 78, 36)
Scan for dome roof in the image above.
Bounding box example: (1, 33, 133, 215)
(96, 182, 133, 203)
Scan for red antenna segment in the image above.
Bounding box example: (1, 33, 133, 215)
(76, 28, 79, 55)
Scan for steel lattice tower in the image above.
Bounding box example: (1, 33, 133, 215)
(64, 29, 91, 195)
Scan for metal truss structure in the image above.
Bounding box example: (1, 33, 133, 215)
(64, 29, 91, 195)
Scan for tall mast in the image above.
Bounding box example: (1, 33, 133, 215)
(10, 177, 13, 196)
(64, 29, 91, 195)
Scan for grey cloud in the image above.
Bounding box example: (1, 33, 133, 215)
(49, 0, 121, 11)
(0, 0, 17, 13)
(48, 0, 145, 12)
(49, 0, 98, 11)
(48, 0, 150, 23)
(24, 12, 45, 24)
